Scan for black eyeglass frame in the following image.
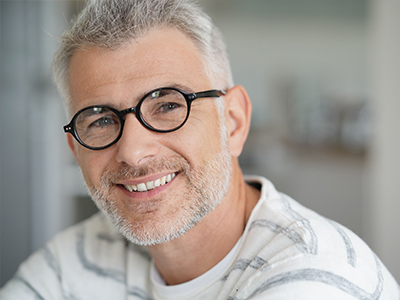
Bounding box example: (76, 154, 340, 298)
(63, 87, 226, 150)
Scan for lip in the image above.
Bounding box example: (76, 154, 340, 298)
(117, 172, 178, 199)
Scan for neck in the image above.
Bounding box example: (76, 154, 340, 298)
(147, 159, 260, 285)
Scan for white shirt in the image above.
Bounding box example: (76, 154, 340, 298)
(1, 176, 399, 299)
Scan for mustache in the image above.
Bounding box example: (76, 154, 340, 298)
(100, 155, 190, 186)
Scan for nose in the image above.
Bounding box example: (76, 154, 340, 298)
(115, 114, 160, 167)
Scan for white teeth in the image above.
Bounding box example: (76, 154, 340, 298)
(146, 181, 155, 190)
(123, 172, 176, 192)
(154, 179, 161, 187)
(137, 183, 147, 192)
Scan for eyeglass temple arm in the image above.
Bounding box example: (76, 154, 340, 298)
(194, 90, 226, 99)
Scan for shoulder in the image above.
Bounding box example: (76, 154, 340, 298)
(243, 176, 372, 264)
(228, 176, 400, 299)
(48, 211, 124, 253)
(1, 213, 150, 299)
(0, 213, 107, 298)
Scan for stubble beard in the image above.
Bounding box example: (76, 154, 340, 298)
(84, 140, 232, 246)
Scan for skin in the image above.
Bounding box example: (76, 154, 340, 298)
(67, 27, 260, 285)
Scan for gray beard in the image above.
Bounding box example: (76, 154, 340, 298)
(85, 147, 232, 246)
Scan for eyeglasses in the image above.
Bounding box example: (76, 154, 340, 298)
(64, 87, 225, 150)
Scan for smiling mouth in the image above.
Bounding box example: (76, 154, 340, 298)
(122, 172, 177, 192)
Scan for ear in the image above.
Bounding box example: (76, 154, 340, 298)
(224, 85, 252, 157)
(67, 134, 80, 163)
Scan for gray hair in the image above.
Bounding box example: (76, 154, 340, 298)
(52, 0, 234, 114)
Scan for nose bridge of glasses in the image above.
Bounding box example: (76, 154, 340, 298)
(119, 105, 150, 135)
(120, 106, 137, 118)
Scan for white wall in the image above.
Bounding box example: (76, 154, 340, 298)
(368, 0, 400, 280)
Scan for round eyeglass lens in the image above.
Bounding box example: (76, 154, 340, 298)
(75, 107, 122, 148)
(140, 88, 189, 131)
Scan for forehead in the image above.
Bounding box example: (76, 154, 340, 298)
(68, 27, 211, 111)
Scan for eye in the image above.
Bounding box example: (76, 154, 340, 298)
(89, 115, 118, 128)
(155, 102, 182, 113)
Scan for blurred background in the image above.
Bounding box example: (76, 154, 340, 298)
(1, 0, 400, 286)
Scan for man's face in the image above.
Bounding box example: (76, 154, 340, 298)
(68, 28, 232, 246)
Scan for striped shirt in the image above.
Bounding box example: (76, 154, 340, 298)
(1, 176, 399, 299)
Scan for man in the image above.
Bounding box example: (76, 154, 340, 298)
(1, 0, 399, 299)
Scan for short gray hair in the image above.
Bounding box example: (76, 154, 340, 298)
(52, 0, 234, 114)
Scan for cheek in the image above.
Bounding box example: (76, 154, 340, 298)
(76, 148, 111, 185)
(199, 108, 225, 150)
(166, 109, 223, 165)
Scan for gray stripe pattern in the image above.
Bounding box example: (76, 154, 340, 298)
(77, 229, 126, 282)
(248, 194, 318, 256)
(251, 256, 268, 270)
(241, 269, 381, 300)
(222, 257, 269, 281)
(97, 232, 152, 261)
(42, 246, 62, 282)
(42, 246, 81, 300)
(221, 259, 251, 281)
(127, 287, 154, 300)
(233, 259, 252, 271)
(76, 228, 153, 300)
(328, 219, 357, 267)
(97, 232, 126, 243)
(249, 219, 312, 254)
(14, 276, 45, 300)
(128, 244, 152, 261)
(281, 194, 318, 255)
(237, 255, 384, 300)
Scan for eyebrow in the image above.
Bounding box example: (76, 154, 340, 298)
(161, 83, 194, 94)
(86, 83, 196, 111)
